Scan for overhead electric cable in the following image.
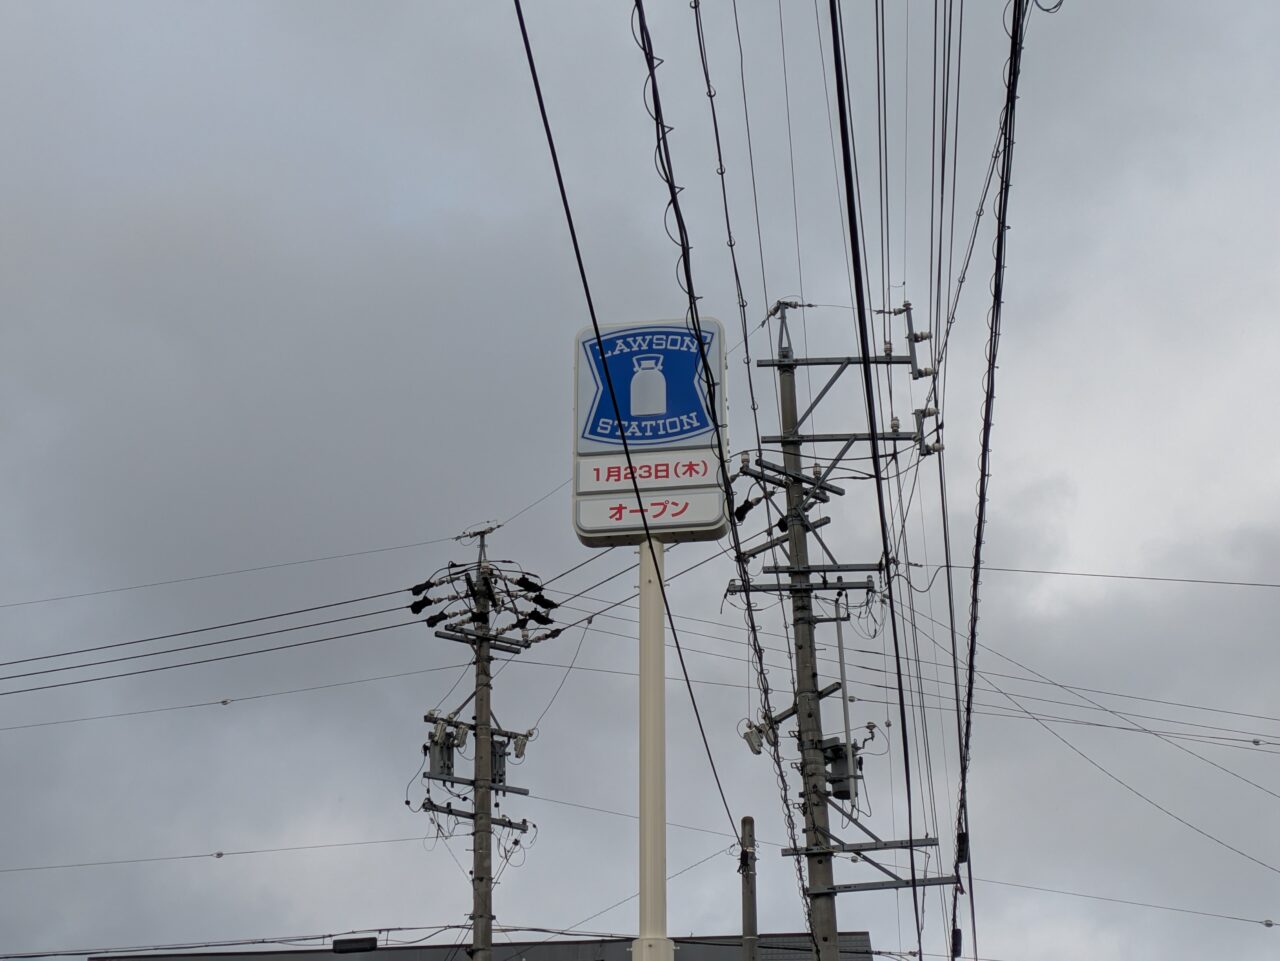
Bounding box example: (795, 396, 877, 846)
(0, 620, 417, 698)
(0, 478, 570, 610)
(0, 603, 408, 683)
(826, 0, 923, 941)
(963, 565, 1280, 591)
(0, 588, 405, 669)
(514, 0, 740, 843)
(688, 0, 811, 923)
(949, 1, 1032, 950)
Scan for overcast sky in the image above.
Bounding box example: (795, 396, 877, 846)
(3, 2, 1279, 960)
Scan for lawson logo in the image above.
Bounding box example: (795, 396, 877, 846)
(581, 325, 718, 446)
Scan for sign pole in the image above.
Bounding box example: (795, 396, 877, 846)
(634, 538, 674, 961)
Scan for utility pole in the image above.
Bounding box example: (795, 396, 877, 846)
(731, 301, 955, 958)
(775, 308, 839, 961)
(471, 529, 494, 961)
(740, 816, 758, 961)
(412, 526, 559, 961)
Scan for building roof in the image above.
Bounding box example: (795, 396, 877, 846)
(91, 932, 872, 961)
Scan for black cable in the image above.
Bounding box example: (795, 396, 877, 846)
(689, 0, 811, 930)
(513, 0, 740, 845)
(0, 662, 473, 734)
(729, 0, 771, 310)
(0, 476, 574, 611)
(530, 622, 589, 731)
(965, 564, 1280, 591)
(977, 666, 1280, 876)
(0, 930, 465, 961)
(0, 620, 417, 698)
(0, 588, 405, 669)
(950, 5, 1030, 952)
(0, 603, 408, 683)
(826, 0, 923, 945)
(541, 548, 616, 587)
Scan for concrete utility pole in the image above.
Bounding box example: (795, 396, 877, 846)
(471, 530, 494, 961)
(740, 816, 758, 961)
(774, 310, 840, 961)
(730, 300, 957, 956)
(415, 527, 551, 961)
(634, 539, 674, 961)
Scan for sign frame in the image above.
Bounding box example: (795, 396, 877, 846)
(573, 319, 730, 547)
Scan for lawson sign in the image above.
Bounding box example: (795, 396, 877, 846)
(573, 319, 729, 547)
(579, 325, 717, 448)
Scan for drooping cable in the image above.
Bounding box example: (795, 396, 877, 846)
(688, 0, 811, 930)
(949, 2, 1032, 953)
(513, 0, 740, 844)
(826, 0, 923, 946)
(0, 589, 406, 668)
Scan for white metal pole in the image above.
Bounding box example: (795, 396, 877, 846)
(634, 539, 674, 961)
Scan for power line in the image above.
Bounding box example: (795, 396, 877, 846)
(964, 565, 1280, 591)
(0, 662, 472, 733)
(0, 927, 462, 960)
(688, 0, 811, 930)
(0, 478, 571, 611)
(0, 602, 409, 683)
(515, 0, 741, 845)
(974, 877, 1275, 928)
(826, 0, 923, 942)
(0, 620, 419, 698)
(977, 671, 1280, 877)
(0, 588, 406, 669)
(947, 5, 1033, 955)
(0, 835, 435, 875)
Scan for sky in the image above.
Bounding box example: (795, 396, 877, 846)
(2, 2, 1279, 960)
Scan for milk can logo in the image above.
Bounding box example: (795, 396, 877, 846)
(581, 325, 717, 446)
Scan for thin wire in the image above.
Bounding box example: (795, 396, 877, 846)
(0, 477, 572, 611)
(0, 662, 471, 733)
(530, 622, 589, 731)
(826, 0, 922, 941)
(0, 835, 437, 875)
(0, 621, 418, 698)
(0, 589, 406, 668)
(514, 0, 740, 844)
(978, 671, 1280, 876)
(950, 4, 1031, 952)
(689, 0, 810, 930)
(968, 565, 1280, 591)
(0, 603, 409, 682)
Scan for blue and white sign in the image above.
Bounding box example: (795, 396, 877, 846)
(575, 320, 726, 455)
(579, 325, 717, 449)
(573, 319, 729, 547)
